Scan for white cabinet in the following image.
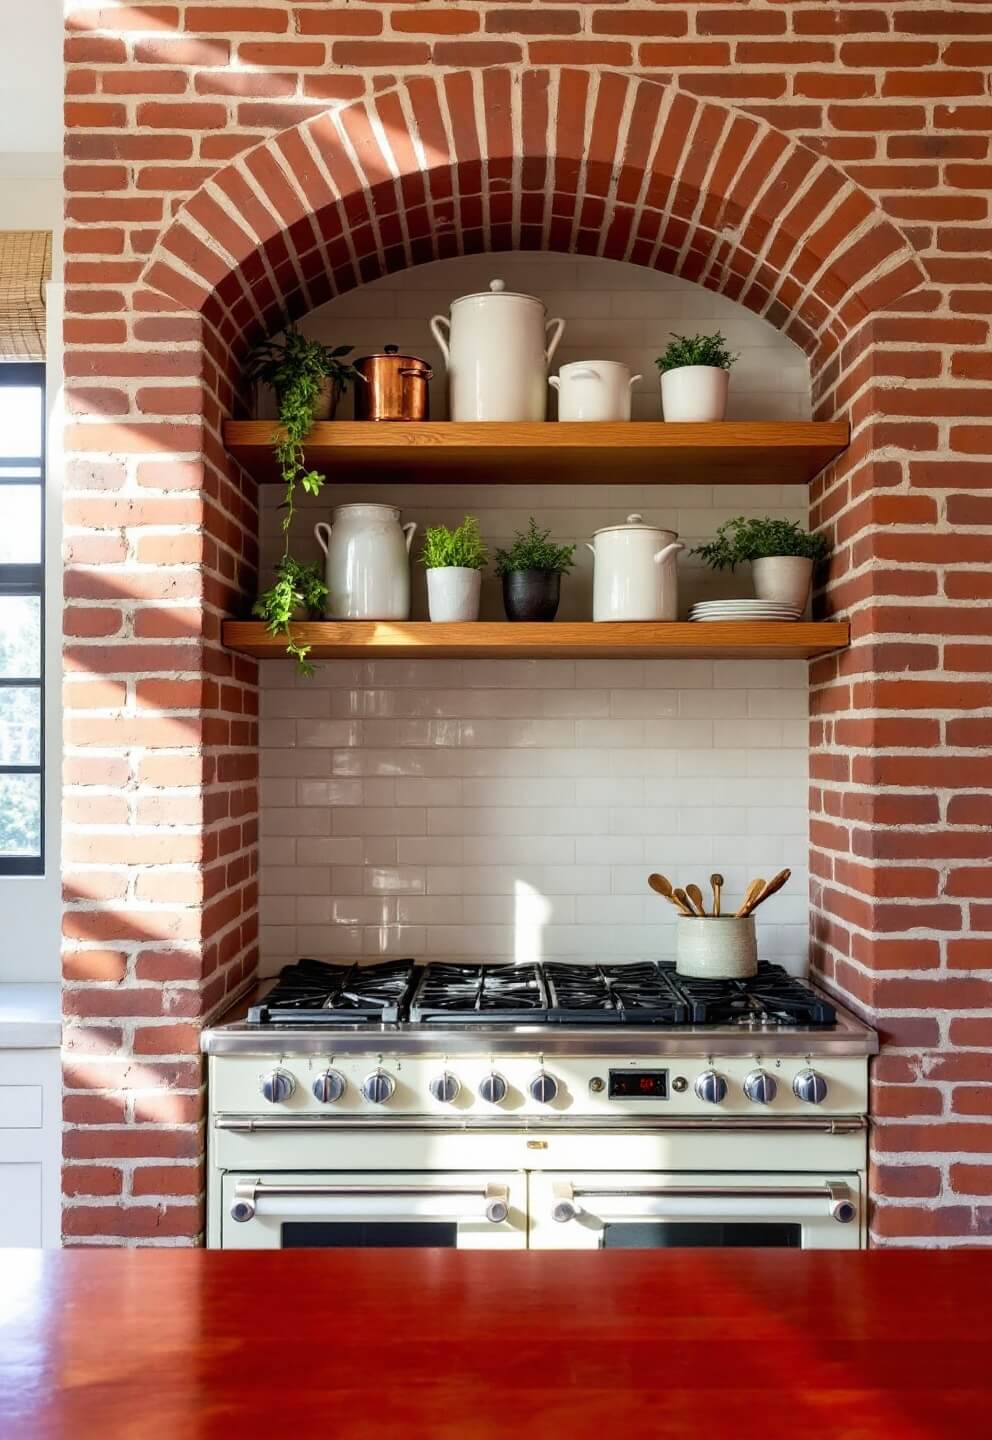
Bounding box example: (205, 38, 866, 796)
(0, 1041, 60, 1248)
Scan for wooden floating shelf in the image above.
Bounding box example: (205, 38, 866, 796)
(224, 420, 849, 487)
(223, 620, 850, 662)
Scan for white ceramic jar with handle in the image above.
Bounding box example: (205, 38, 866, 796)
(549, 361, 642, 421)
(586, 513, 684, 622)
(315, 503, 417, 620)
(430, 279, 565, 421)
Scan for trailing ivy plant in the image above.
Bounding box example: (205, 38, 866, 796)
(246, 325, 352, 673)
(419, 516, 488, 571)
(494, 518, 576, 576)
(252, 556, 328, 678)
(655, 331, 738, 374)
(692, 516, 829, 571)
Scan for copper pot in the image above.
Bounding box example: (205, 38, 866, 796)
(353, 345, 432, 421)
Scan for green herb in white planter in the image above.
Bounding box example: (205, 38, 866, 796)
(692, 516, 828, 611)
(655, 331, 738, 422)
(419, 516, 488, 622)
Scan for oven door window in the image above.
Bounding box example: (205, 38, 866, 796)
(602, 1221, 801, 1249)
(282, 1220, 458, 1248)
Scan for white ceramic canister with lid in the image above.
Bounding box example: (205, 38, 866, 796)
(315, 503, 417, 620)
(430, 279, 565, 421)
(586, 513, 685, 622)
(549, 360, 642, 421)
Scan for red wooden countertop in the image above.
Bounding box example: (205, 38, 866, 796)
(0, 1249, 989, 1439)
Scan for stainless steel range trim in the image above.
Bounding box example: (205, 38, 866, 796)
(214, 1113, 868, 1135)
(202, 1015, 878, 1059)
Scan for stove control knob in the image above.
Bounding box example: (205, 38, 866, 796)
(794, 1069, 828, 1105)
(312, 1069, 346, 1104)
(260, 1068, 295, 1105)
(362, 1069, 395, 1105)
(529, 1071, 559, 1105)
(429, 1072, 460, 1105)
(479, 1072, 508, 1105)
(744, 1070, 778, 1105)
(694, 1070, 728, 1105)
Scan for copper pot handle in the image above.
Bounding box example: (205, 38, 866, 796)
(399, 365, 433, 381)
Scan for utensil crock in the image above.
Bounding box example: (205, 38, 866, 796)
(675, 915, 758, 980)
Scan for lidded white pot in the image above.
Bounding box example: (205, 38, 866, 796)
(586, 513, 685, 622)
(430, 278, 565, 421)
(549, 360, 642, 421)
(315, 503, 417, 620)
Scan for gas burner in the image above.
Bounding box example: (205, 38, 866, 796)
(248, 958, 420, 1025)
(409, 963, 549, 1023)
(661, 963, 836, 1028)
(543, 962, 691, 1025)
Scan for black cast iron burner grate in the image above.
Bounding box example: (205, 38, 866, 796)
(247, 958, 421, 1025)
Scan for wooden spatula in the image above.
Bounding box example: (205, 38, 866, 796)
(710, 873, 724, 918)
(685, 883, 707, 917)
(744, 868, 792, 916)
(735, 878, 766, 918)
(648, 873, 694, 916)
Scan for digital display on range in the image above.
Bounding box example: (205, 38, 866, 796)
(609, 1069, 668, 1099)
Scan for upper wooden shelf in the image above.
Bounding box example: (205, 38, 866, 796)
(223, 619, 849, 661)
(224, 420, 849, 486)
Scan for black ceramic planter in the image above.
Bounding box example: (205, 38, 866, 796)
(502, 569, 561, 622)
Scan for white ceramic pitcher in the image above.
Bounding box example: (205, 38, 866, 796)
(586, 513, 684, 622)
(315, 503, 417, 620)
(430, 279, 565, 421)
(549, 360, 642, 421)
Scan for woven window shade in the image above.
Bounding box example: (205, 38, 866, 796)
(0, 230, 52, 360)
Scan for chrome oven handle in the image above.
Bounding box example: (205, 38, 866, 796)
(230, 1180, 510, 1225)
(551, 1180, 857, 1225)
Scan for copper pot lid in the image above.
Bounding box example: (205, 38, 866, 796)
(354, 344, 431, 371)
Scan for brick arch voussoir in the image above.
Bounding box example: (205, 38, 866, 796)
(138, 69, 927, 363)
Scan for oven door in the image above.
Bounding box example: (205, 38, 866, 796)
(529, 1171, 863, 1250)
(221, 1171, 527, 1250)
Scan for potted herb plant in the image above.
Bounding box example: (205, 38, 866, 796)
(246, 325, 352, 673)
(692, 516, 829, 611)
(494, 518, 576, 622)
(655, 331, 738, 422)
(419, 516, 488, 622)
(252, 555, 328, 677)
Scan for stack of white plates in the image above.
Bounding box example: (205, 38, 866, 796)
(689, 600, 802, 622)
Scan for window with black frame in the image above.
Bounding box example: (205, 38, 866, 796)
(0, 364, 45, 875)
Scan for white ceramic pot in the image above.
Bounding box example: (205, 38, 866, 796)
(315, 503, 417, 620)
(676, 915, 757, 980)
(426, 567, 482, 622)
(660, 365, 729, 422)
(586, 513, 684, 622)
(430, 278, 565, 421)
(752, 555, 814, 611)
(549, 360, 642, 421)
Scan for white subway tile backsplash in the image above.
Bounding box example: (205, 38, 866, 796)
(258, 253, 812, 976)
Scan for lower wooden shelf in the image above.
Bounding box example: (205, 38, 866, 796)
(223, 619, 849, 661)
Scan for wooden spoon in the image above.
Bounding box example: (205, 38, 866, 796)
(673, 887, 698, 918)
(685, 883, 707, 917)
(648, 873, 694, 916)
(710, 873, 724, 918)
(735, 878, 766, 918)
(745, 868, 792, 915)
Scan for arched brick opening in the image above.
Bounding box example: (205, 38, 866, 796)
(65, 65, 989, 1249)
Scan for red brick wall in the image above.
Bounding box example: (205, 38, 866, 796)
(62, 2, 991, 1244)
